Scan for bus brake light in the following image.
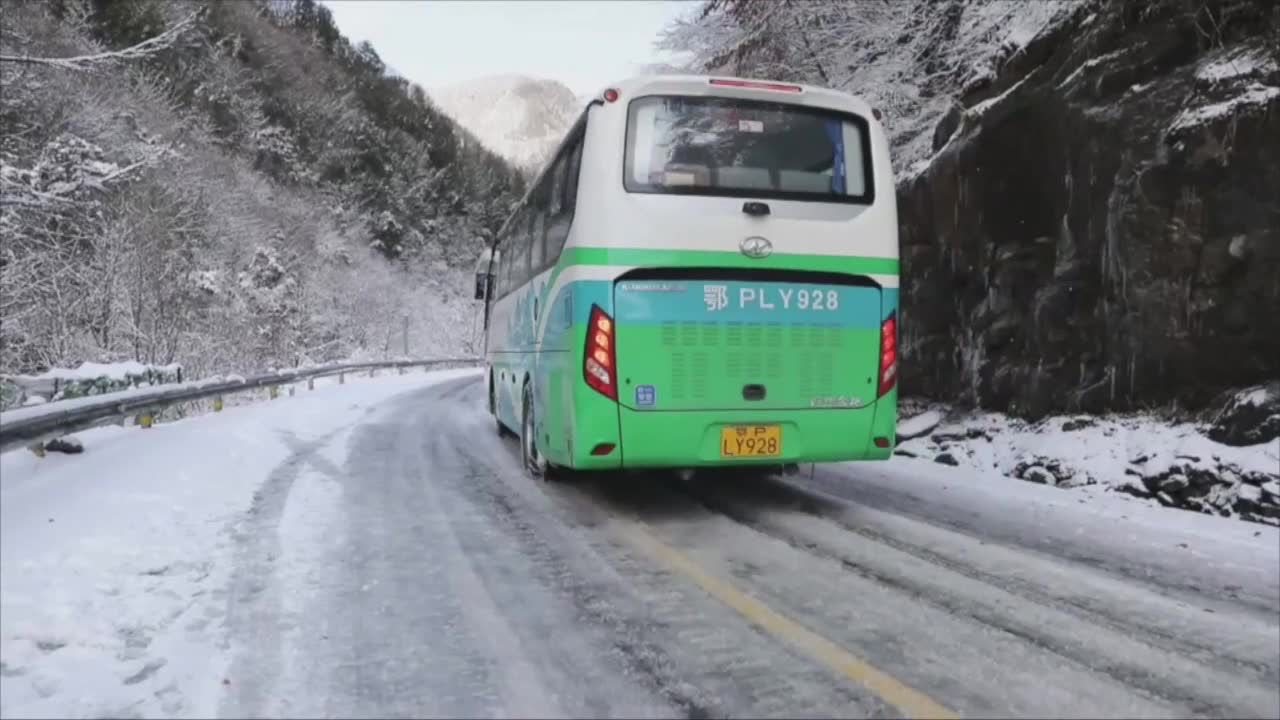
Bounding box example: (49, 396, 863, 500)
(585, 305, 617, 400)
(878, 313, 897, 398)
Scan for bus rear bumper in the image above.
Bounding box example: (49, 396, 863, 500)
(615, 395, 897, 469)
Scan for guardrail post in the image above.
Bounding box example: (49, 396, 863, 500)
(288, 386, 296, 397)
(213, 396, 224, 412)
(398, 366, 406, 375)
(307, 377, 315, 391)
(269, 385, 279, 400)
(368, 367, 376, 378)
(339, 372, 345, 385)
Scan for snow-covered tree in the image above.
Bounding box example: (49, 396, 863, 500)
(0, 0, 523, 378)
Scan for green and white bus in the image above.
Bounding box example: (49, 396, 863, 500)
(479, 75, 899, 478)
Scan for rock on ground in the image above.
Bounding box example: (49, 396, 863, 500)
(1208, 382, 1280, 446)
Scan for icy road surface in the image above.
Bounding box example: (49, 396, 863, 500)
(2, 371, 1278, 718)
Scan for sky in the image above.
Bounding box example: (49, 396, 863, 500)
(321, 0, 692, 97)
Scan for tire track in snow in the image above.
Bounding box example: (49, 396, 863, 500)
(810, 464, 1280, 617)
(667, 475, 1278, 718)
(686, 471, 1280, 683)
(432, 377, 888, 719)
(219, 427, 347, 717)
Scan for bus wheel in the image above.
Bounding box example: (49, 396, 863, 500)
(521, 381, 546, 479)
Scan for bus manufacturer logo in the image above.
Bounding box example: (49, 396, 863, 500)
(740, 236, 773, 259)
(811, 395, 865, 408)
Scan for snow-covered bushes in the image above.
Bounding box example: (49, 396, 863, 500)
(0, 361, 183, 410)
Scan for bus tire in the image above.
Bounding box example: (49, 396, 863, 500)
(521, 380, 547, 479)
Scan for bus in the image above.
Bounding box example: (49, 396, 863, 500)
(479, 75, 899, 478)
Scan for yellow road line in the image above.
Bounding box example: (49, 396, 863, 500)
(615, 520, 959, 720)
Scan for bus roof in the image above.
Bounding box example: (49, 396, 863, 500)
(590, 74, 876, 119)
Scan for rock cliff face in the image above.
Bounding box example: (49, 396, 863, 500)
(898, 0, 1280, 420)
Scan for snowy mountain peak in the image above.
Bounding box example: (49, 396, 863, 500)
(430, 75, 580, 173)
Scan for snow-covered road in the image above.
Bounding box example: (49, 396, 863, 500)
(3, 371, 1278, 718)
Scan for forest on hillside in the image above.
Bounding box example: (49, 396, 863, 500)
(1, 0, 525, 379)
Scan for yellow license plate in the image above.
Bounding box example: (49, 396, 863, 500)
(720, 425, 782, 458)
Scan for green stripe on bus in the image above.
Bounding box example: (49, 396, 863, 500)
(559, 247, 900, 275)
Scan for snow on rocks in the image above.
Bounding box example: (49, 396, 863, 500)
(1169, 82, 1280, 133)
(897, 409, 943, 441)
(42, 436, 83, 455)
(895, 401, 1280, 526)
(1195, 45, 1279, 84)
(934, 451, 961, 467)
(1208, 382, 1280, 447)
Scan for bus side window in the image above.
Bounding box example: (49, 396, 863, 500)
(545, 131, 582, 263)
(496, 240, 510, 297)
(515, 207, 532, 289)
(530, 195, 546, 273)
(563, 130, 584, 212)
(548, 154, 566, 218)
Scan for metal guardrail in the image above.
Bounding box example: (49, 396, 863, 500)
(0, 357, 483, 454)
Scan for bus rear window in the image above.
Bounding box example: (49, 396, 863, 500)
(624, 95, 873, 203)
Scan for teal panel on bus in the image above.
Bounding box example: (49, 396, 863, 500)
(882, 288, 898, 320)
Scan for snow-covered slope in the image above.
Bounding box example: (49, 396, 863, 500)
(430, 75, 579, 173)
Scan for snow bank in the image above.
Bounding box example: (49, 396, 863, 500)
(16, 361, 183, 383)
(894, 406, 1280, 525)
(2, 362, 186, 413)
(844, 452, 1280, 577)
(1, 375, 233, 427)
(0, 368, 482, 719)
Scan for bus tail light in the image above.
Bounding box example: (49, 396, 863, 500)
(584, 305, 617, 400)
(877, 313, 897, 398)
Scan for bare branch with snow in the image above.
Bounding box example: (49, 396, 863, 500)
(0, 11, 199, 71)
